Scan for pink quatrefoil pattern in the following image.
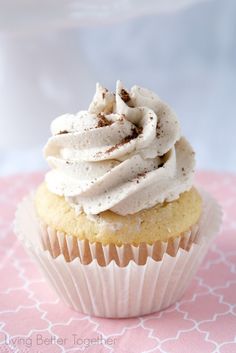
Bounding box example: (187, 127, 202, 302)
(0, 171, 235, 353)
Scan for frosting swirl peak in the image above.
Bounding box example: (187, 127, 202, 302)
(44, 81, 195, 215)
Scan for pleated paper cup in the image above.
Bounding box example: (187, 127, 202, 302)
(37, 222, 200, 267)
(14, 190, 222, 318)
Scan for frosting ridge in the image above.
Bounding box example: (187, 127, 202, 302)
(44, 81, 195, 215)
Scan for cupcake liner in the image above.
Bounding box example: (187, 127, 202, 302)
(14, 190, 222, 318)
(39, 223, 199, 267)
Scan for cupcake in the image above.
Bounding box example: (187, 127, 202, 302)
(15, 81, 221, 318)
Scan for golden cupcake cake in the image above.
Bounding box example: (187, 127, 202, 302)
(15, 81, 221, 317)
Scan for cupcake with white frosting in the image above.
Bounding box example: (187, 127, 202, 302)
(15, 81, 221, 317)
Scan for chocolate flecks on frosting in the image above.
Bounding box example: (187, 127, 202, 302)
(119, 89, 135, 108)
(57, 130, 69, 135)
(156, 121, 165, 139)
(120, 89, 131, 103)
(122, 126, 143, 143)
(102, 88, 108, 99)
(137, 172, 147, 178)
(182, 169, 186, 176)
(135, 171, 147, 183)
(106, 145, 118, 154)
(156, 122, 161, 138)
(106, 126, 143, 153)
(182, 167, 186, 176)
(97, 113, 112, 128)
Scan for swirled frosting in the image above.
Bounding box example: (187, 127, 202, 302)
(44, 81, 195, 216)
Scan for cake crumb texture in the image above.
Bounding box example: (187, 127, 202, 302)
(35, 183, 202, 245)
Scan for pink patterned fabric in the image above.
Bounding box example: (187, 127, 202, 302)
(0, 171, 235, 353)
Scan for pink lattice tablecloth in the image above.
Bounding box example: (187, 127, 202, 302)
(0, 171, 235, 353)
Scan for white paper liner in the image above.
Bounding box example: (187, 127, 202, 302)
(39, 224, 200, 267)
(14, 190, 222, 318)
